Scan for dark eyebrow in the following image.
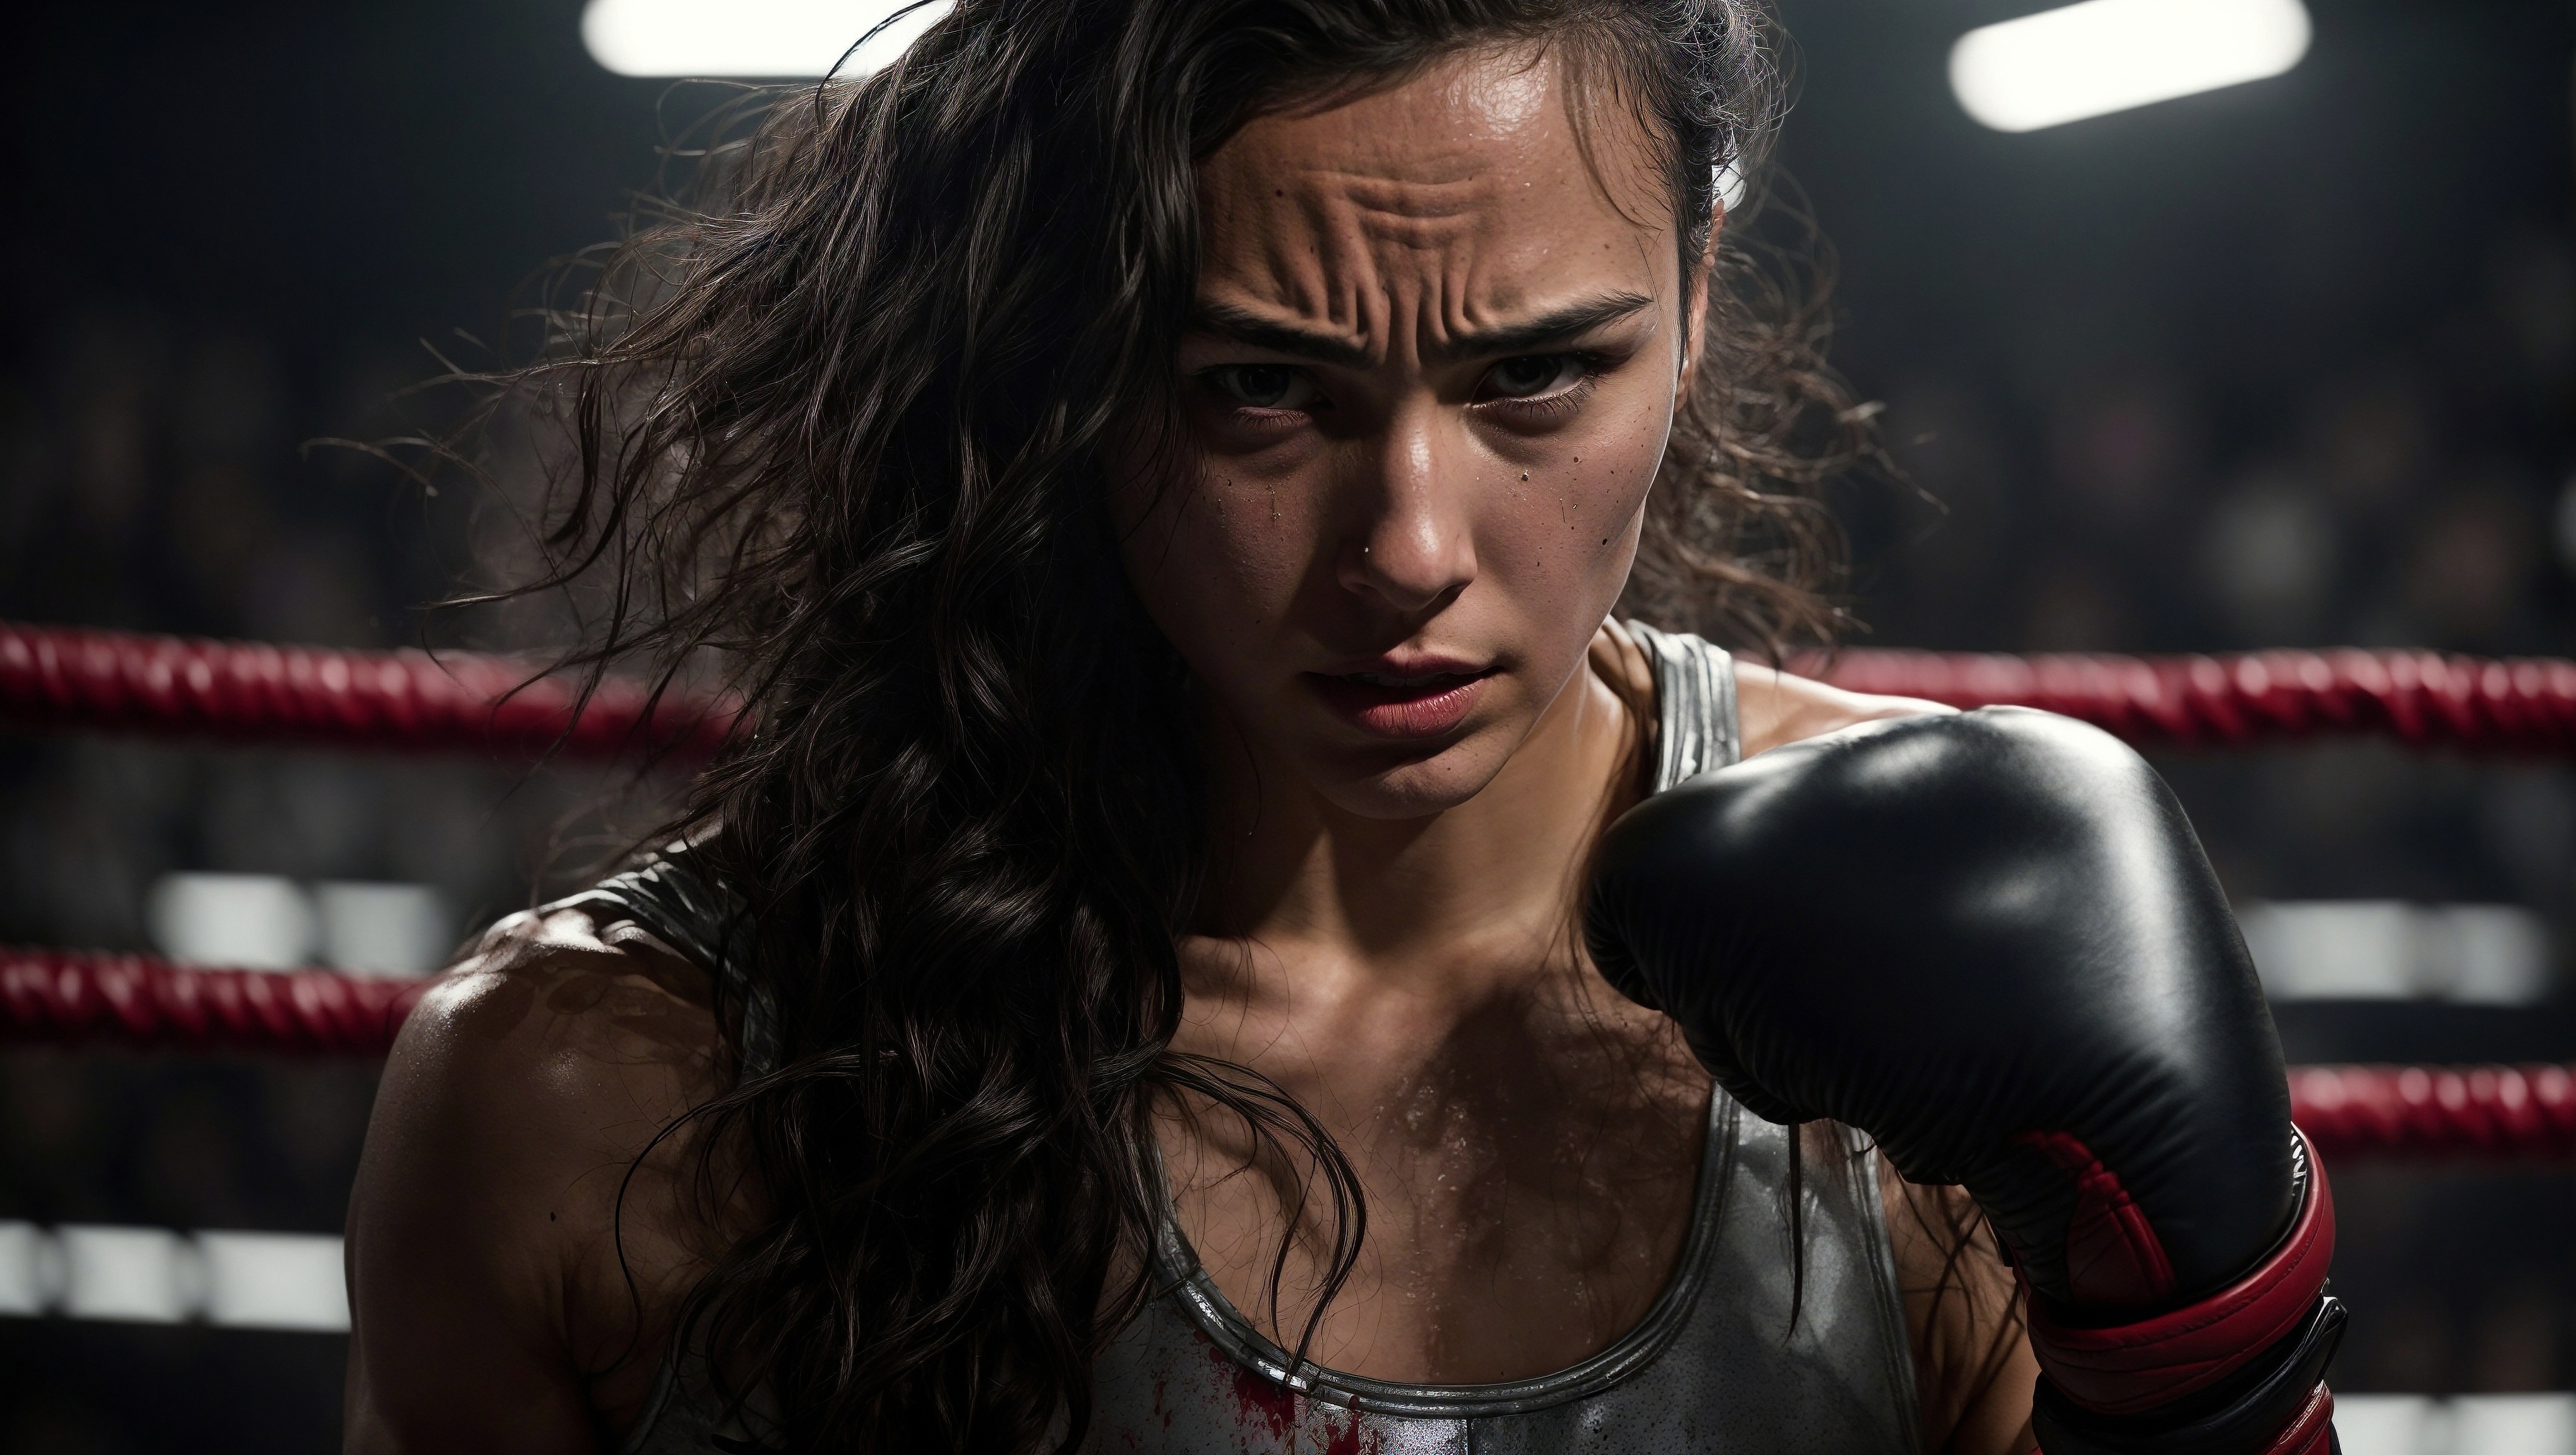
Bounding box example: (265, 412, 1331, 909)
(1188, 291, 1656, 368)
(1190, 302, 1375, 367)
(1428, 292, 1656, 362)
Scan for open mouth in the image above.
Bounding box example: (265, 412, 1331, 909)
(1306, 668, 1495, 739)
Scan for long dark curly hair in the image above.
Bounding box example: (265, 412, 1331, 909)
(485, 1, 1880, 1449)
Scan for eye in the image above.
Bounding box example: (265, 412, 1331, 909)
(1205, 364, 1321, 411)
(1477, 354, 1588, 402)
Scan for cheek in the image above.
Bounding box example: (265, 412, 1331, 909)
(1114, 460, 1319, 657)
(1478, 392, 1668, 606)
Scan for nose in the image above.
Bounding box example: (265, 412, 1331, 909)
(1336, 401, 1478, 616)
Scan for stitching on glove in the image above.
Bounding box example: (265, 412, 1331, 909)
(2018, 1129, 2178, 1308)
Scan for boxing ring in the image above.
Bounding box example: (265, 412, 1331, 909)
(1, 620, 2572, 1440)
(6, 619, 2570, 1144)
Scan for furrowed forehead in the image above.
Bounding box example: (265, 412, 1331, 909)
(1191, 45, 1678, 361)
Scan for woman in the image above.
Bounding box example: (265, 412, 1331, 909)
(345, 4, 2337, 1452)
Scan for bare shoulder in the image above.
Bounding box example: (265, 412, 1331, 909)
(395, 904, 725, 1117)
(345, 905, 727, 1454)
(1735, 661, 1952, 758)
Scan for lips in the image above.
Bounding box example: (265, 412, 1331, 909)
(1305, 662, 1494, 739)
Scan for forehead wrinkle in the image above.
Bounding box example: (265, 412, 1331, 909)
(1304, 167, 1486, 261)
(1218, 194, 1652, 369)
(1320, 178, 1524, 366)
(1236, 184, 1448, 367)
(1271, 207, 1381, 366)
(1196, 44, 1673, 371)
(1442, 273, 1487, 362)
(1307, 166, 1486, 216)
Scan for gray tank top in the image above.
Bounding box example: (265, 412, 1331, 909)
(596, 623, 1922, 1455)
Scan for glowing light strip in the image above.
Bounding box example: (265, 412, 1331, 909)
(1950, 0, 2312, 134)
(2334, 1396, 2575, 1455)
(0, 1223, 347, 1331)
(580, 0, 953, 78)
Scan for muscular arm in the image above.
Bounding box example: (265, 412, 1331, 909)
(345, 911, 722, 1454)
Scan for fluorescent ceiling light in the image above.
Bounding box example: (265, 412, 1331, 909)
(1950, 0, 2312, 133)
(581, 0, 953, 78)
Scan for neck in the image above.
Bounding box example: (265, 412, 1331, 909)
(1193, 647, 1646, 994)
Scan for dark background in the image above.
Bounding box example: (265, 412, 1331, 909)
(1, 0, 2571, 1446)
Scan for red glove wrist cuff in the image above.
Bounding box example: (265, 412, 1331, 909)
(2026, 1127, 2335, 1418)
(2263, 1384, 2335, 1455)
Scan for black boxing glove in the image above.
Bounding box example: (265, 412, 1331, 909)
(1585, 708, 2340, 1454)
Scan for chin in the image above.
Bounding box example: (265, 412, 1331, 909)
(1306, 729, 1520, 821)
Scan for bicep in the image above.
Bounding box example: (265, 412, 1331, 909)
(343, 978, 605, 1455)
(1881, 1167, 2040, 1455)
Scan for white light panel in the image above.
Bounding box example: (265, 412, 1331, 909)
(0, 1221, 50, 1315)
(2237, 901, 2554, 1006)
(200, 1231, 350, 1332)
(61, 1225, 196, 1324)
(314, 880, 451, 978)
(146, 873, 451, 977)
(2338, 1395, 2576, 1455)
(148, 871, 316, 970)
(581, 0, 954, 78)
(2336, 1397, 2439, 1455)
(1950, 0, 2312, 134)
(2452, 1398, 2576, 1455)
(0, 1222, 348, 1332)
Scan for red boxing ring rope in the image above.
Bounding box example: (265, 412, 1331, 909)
(9, 620, 2576, 758)
(0, 621, 734, 762)
(2, 946, 2568, 1160)
(2291, 1063, 2576, 1161)
(7, 622, 2576, 1161)
(1813, 647, 2576, 753)
(0, 947, 425, 1057)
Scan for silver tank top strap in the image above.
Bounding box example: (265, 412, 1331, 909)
(556, 849, 781, 1077)
(1624, 618, 1741, 789)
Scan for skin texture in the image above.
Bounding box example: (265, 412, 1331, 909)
(344, 44, 2037, 1455)
(1123, 47, 1669, 821)
(345, 913, 723, 1450)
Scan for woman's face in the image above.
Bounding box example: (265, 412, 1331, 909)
(1115, 44, 1702, 820)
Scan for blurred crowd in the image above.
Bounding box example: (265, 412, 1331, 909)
(1878, 240, 2573, 659)
(1866, 228, 2576, 913)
